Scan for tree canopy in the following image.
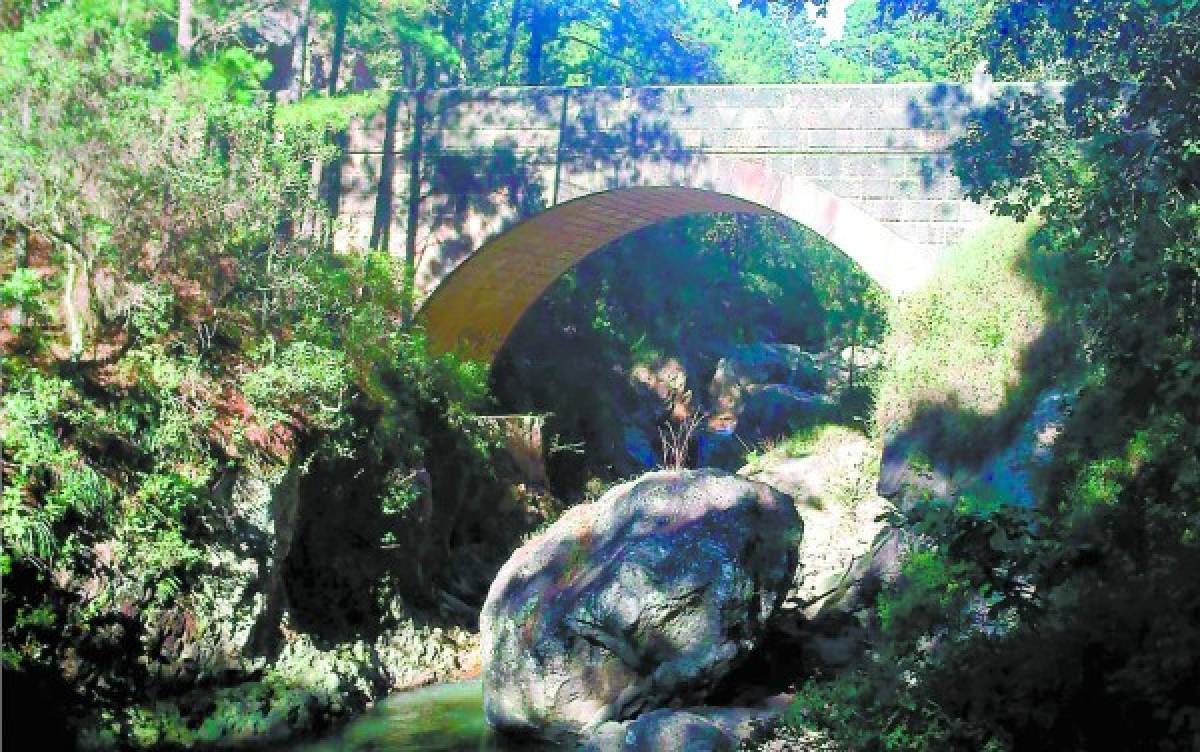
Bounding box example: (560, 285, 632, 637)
(3, 0, 1199, 749)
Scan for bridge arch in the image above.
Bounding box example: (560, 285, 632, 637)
(418, 155, 935, 361)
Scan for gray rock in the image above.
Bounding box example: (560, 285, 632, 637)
(879, 386, 1072, 509)
(876, 430, 956, 504)
(633, 711, 734, 752)
(706, 345, 836, 460)
(691, 706, 781, 742)
(709, 345, 826, 415)
(723, 431, 914, 691)
(737, 384, 833, 441)
(481, 470, 802, 740)
(974, 387, 1071, 507)
(580, 707, 779, 752)
(743, 433, 890, 620)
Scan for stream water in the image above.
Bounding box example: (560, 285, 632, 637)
(292, 681, 551, 751)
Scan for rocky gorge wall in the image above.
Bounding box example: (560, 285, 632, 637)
(40, 413, 568, 750)
(63, 456, 480, 749)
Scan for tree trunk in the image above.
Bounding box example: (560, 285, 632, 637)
(402, 87, 427, 320)
(318, 130, 347, 230)
(369, 91, 402, 252)
(177, 0, 194, 57)
(440, 2, 464, 84)
(328, 0, 349, 96)
(318, 1, 351, 238)
(525, 3, 546, 85)
(286, 0, 312, 103)
(458, 0, 480, 82)
(608, 0, 631, 83)
(500, 0, 524, 84)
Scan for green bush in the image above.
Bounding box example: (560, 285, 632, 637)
(0, 7, 497, 745)
(874, 217, 1073, 464)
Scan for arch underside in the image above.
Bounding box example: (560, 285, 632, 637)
(419, 158, 934, 361)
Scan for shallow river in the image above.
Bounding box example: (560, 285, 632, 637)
(292, 681, 551, 751)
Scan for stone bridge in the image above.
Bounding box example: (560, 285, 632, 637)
(337, 82, 1020, 360)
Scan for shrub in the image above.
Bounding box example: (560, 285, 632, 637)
(874, 217, 1072, 464)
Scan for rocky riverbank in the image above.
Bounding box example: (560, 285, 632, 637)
(474, 423, 906, 751)
(45, 442, 561, 750)
(67, 462, 495, 749)
(481, 470, 801, 743)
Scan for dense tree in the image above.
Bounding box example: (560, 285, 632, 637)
(9, 0, 1198, 748)
(0, 2, 494, 744)
(686, 0, 826, 83)
(775, 1, 1200, 749)
(949, 3, 1200, 744)
(817, 0, 990, 81)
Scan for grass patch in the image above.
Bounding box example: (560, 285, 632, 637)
(744, 423, 868, 468)
(743, 423, 880, 509)
(874, 217, 1071, 466)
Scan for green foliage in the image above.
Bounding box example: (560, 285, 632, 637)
(0, 353, 212, 680)
(405, 0, 829, 87)
(875, 217, 1071, 463)
(787, 656, 1006, 752)
(785, 487, 1042, 750)
(1, 368, 113, 565)
(329, 0, 462, 88)
(946, 3, 1200, 743)
(0, 5, 496, 745)
(816, 0, 992, 82)
(788, 5, 1200, 745)
(76, 674, 332, 750)
(875, 547, 966, 640)
(494, 213, 886, 489)
(274, 90, 388, 135)
(683, 0, 826, 83)
(197, 47, 273, 101)
(242, 341, 351, 432)
(15, 0, 1198, 748)
(1, 267, 46, 319)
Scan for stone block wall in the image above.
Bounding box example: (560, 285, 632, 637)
(336, 83, 1042, 300)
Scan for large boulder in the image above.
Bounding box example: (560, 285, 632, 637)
(480, 470, 802, 740)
